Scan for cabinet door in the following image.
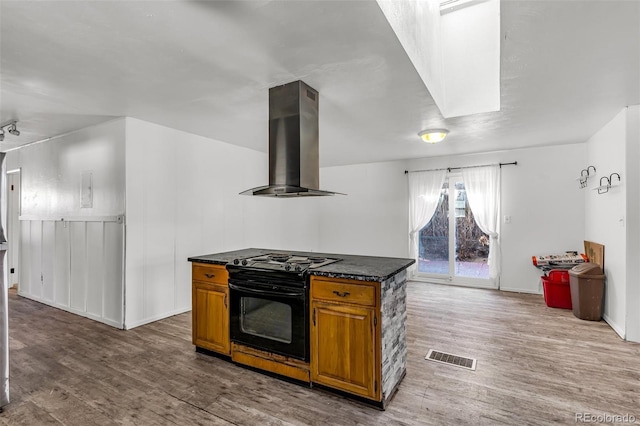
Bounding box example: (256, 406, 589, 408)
(192, 281, 230, 355)
(310, 302, 377, 399)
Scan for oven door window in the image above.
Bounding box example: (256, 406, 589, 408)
(240, 297, 292, 343)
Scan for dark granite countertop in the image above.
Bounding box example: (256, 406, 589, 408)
(188, 248, 415, 282)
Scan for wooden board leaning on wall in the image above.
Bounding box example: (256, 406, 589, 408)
(584, 241, 605, 269)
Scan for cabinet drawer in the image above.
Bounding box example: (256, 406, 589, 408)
(311, 278, 376, 306)
(192, 263, 228, 285)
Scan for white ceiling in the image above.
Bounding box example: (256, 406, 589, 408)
(1, 0, 638, 167)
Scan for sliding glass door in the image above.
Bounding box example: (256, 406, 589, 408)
(417, 174, 490, 286)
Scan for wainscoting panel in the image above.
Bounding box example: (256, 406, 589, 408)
(20, 220, 31, 296)
(42, 221, 56, 303)
(103, 222, 124, 325)
(18, 216, 124, 328)
(86, 222, 104, 318)
(29, 220, 42, 300)
(54, 222, 71, 307)
(69, 222, 87, 312)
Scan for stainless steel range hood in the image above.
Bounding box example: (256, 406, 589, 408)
(240, 81, 342, 197)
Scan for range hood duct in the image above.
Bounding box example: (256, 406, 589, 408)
(240, 80, 342, 197)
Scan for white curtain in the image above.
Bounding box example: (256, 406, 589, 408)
(462, 165, 501, 286)
(408, 170, 447, 273)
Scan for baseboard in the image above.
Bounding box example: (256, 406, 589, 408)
(124, 306, 191, 330)
(603, 313, 625, 339)
(16, 292, 124, 329)
(499, 286, 542, 295)
(411, 277, 498, 290)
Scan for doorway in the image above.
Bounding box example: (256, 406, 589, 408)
(417, 174, 491, 288)
(6, 169, 20, 290)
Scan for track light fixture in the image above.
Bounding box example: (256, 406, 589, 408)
(0, 121, 20, 140)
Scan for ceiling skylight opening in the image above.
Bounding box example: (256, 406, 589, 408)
(377, 0, 500, 118)
(440, 0, 492, 14)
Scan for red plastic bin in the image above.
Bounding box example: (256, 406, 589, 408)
(541, 270, 572, 309)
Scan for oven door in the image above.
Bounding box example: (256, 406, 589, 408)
(229, 279, 308, 361)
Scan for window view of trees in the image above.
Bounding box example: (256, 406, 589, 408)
(418, 181, 489, 278)
(419, 185, 449, 262)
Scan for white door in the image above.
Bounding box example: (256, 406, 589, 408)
(6, 170, 20, 289)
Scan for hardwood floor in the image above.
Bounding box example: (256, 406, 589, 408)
(2, 283, 639, 425)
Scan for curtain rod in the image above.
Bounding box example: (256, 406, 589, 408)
(404, 161, 517, 174)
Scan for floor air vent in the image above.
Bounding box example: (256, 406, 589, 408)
(425, 349, 477, 371)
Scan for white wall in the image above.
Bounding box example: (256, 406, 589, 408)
(7, 121, 126, 218)
(6, 119, 126, 328)
(585, 109, 627, 338)
(124, 118, 320, 328)
(376, 0, 444, 114)
(317, 161, 408, 258)
(625, 106, 640, 342)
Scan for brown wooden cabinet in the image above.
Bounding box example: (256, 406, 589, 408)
(310, 276, 380, 401)
(192, 264, 230, 355)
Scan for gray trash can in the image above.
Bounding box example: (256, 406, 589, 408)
(568, 263, 605, 320)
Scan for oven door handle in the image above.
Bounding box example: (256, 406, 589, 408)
(228, 282, 304, 299)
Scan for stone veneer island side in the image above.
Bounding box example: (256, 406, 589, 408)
(188, 248, 414, 408)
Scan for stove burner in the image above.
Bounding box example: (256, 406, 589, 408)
(268, 254, 291, 262)
(307, 257, 326, 264)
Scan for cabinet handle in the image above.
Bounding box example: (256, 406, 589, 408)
(224, 294, 227, 309)
(205, 273, 215, 279)
(332, 290, 350, 297)
(313, 308, 316, 326)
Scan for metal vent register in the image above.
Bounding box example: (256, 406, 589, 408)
(426, 349, 477, 371)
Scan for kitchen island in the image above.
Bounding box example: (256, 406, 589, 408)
(188, 248, 414, 408)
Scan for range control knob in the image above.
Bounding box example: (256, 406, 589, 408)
(284, 264, 291, 271)
(233, 259, 239, 265)
(241, 259, 248, 266)
(295, 265, 302, 272)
